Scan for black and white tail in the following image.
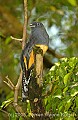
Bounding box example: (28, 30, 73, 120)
(22, 68, 32, 102)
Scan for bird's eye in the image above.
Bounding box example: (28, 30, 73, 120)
(37, 23, 40, 26)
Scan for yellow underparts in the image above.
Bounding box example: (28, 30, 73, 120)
(24, 56, 27, 69)
(28, 45, 48, 69)
(28, 50, 34, 69)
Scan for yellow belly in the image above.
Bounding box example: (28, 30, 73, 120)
(28, 45, 48, 69)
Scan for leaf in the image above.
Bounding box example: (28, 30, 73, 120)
(5, 37, 12, 44)
(75, 97, 78, 108)
(67, 0, 77, 6)
(19, 117, 23, 120)
(65, 99, 71, 111)
(64, 73, 71, 85)
(63, 86, 68, 96)
(9, 109, 17, 120)
(54, 95, 61, 99)
(71, 88, 78, 97)
(65, 116, 75, 120)
(58, 102, 64, 112)
(0, 98, 14, 109)
(44, 98, 48, 106)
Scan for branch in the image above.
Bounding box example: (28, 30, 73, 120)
(4, 0, 28, 118)
(13, 0, 27, 116)
(35, 47, 43, 87)
(22, 0, 28, 49)
(4, 76, 14, 90)
(14, 71, 22, 103)
(13, 0, 27, 104)
(29, 46, 50, 119)
(13, 0, 28, 115)
(47, 48, 65, 58)
(13, 103, 26, 118)
(4, 74, 26, 118)
(10, 36, 22, 41)
(0, 109, 9, 117)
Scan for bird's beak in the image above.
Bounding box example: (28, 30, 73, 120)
(30, 24, 35, 28)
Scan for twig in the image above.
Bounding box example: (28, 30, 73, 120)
(14, 70, 22, 103)
(13, 103, 26, 118)
(4, 74, 26, 118)
(4, 76, 14, 90)
(10, 36, 22, 41)
(6, 76, 15, 88)
(47, 48, 65, 58)
(4, 81, 14, 90)
(0, 109, 9, 116)
(22, 0, 28, 49)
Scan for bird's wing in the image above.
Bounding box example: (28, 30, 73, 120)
(32, 27, 49, 46)
(21, 40, 35, 101)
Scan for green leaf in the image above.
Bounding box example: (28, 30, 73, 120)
(44, 98, 48, 106)
(9, 109, 17, 120)
(65, 99, 71, 111)
(63, 86, 68, 96)
(0, 98, 14, 109)
(65, 116, 75, 120)
(58, 102, 65, 112)
(67, 0, 77, 6)
(5, 37, 12, 44)
(64, 73, 71, 85)
(19, 117, 23, 120)
(75, 97, 78, 108)
(71, 88, 78, 97)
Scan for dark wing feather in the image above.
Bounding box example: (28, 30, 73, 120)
(30, 27, 49, 46)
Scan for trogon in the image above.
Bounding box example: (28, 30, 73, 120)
(21, 22, 49, 102)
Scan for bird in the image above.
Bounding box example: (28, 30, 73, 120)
(21, 22, 49, 102)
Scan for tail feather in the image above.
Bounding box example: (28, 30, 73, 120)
(22, 71, 28, 101)
(22, 70, 32, 102)
(22, 60, 34, 102)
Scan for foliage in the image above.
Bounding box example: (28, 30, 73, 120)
(0, 57, 78, 120)
(43, 57, 78, 119)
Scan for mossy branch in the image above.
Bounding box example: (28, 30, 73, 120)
(29, 46, 46, 119)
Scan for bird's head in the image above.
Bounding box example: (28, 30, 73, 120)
(30, 22, 44, 29)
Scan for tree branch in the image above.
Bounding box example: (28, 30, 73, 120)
(14, 71, 22, 103)
(29, 46, 50, 119)
(13, 0, 28, 116)
(4, 0, 28, 118)
(35, 47, 43, 87)
(22, 0, 28, 49)
(13, 0, 27, 104)
(47, 48, 65, 58)
(4, 76, 14, 90)
(10, 36, 22, 41)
